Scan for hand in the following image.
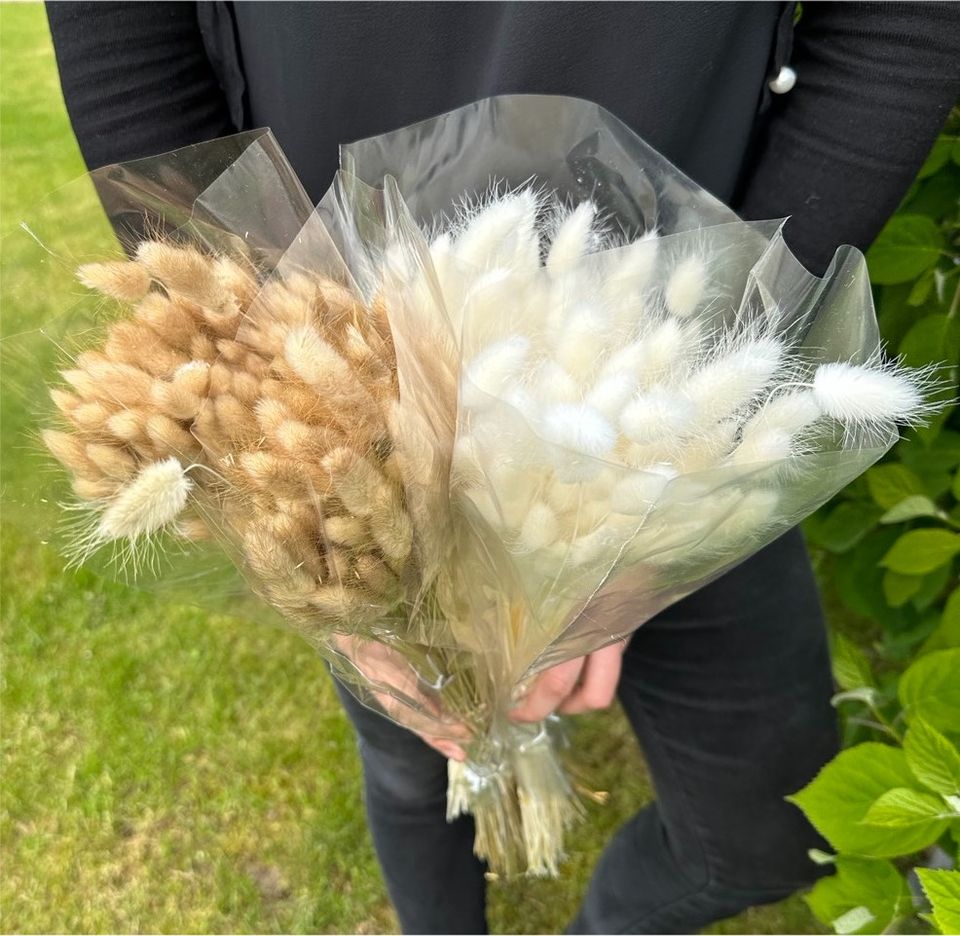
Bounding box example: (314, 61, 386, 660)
(509, 639, 629, 723)
(332, 634, 470, 761)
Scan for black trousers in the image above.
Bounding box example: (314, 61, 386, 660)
(334, 528, 837, 934)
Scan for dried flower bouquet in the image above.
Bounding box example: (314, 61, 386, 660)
(9, 97, 938, 876)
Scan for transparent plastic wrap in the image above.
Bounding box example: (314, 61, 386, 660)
(3, 137, 467, 742)
(2, 96, 935, 877)
(2, 130, 315, 616)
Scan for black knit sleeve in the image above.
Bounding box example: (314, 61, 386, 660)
(737, 1, 960, 273)
(44, 1, 235, 171)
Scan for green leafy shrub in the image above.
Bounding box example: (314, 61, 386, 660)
(791, 643, 960, 933)
(793, 112, 960, 934)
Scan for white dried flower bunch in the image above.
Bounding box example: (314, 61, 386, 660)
(45, 242, 414, 636)
(434, 190, 934, 578)
(422, 189, 937, 876)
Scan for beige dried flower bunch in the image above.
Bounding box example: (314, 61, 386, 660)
(45, 241, 417, 643)
(42, 234, 543, 875)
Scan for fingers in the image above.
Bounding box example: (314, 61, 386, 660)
(333, 635, 472, 760)
(421, 735, 467, 762)
(558, 642, 625, 715)
(509, 657, 586, 723)
(333, 632, 629, 765)
(417, 714, 472, 763)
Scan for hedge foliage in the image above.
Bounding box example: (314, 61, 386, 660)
(794, 110, 960, 935)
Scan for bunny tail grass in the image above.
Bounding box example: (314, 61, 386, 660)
(812, 359, 939, 428)
(60, 457, 193, 577)
(97, 457, 193, 540)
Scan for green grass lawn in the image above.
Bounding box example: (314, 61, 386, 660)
(0, 4, 821, 932)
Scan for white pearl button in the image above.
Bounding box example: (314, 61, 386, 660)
(769, 66, 797, 94)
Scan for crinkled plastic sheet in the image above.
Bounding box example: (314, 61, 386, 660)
(330, 97, 896, 872)
(329, 95, 891, 697)
(3, 130, 315, 618)
(341, 94, 738, 236)
(2, 132, 469, 742)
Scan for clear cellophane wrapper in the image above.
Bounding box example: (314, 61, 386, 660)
(3, 97, 916, 876)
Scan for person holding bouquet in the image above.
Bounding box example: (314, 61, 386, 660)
(45, 3, 959, 933)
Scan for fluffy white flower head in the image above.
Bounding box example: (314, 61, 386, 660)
(540, 402, 616, 458)
(621, 388, 696, 443)
(98, 458, 193, 540)
(547, 201, 598, 273)
(813, 361, 928, 426)
(518, 501, 560, 553)
(462, 335, 531, 408)
(586, 371, 637, 419)
(454, 190, 539, 269)
(685, 337, 785, 421)
(665, 256, 708, 318)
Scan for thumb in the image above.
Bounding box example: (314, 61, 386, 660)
(509, 657, 585, 723)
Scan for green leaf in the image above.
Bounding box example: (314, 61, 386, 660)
(947, 589, 960, 628)
(907, 269, 935, 306)
(912, 563, 953, 613)
(916, 412, 958, 450)
(917, 468, 958, 502)
(835, 528, 911, 627)
(806, 856, 910, 935)
(918, 136, 955, 179)
(832, 632, 876, 691)
(915, 344, 960, 443)
(953, 135, 960, 167)
(867, 215, 946, 285)
(904, 719, 960, 796)
(883, 570, 924, 608)
(877, 282, 924, 347)
(953, 468, 960, 502)
(882, 613, 940, 663)
(880, 496, 940, 525)
(901, 430, 960, 474)
(805, 501, 882, 554)
(866, 464, 927, 510)
(899, 648, 960, 730)
(918, 591, 960, 656)
(788, 743, 943, 856)
(902, 165, 960, 222)
(861, 787, 952, 832)
(881, 530, 960, 575)
(917, 869, 960, 936)
(899, 313, 957, 369)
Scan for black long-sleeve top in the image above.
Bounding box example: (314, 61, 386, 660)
(45, 1, 959, 273)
